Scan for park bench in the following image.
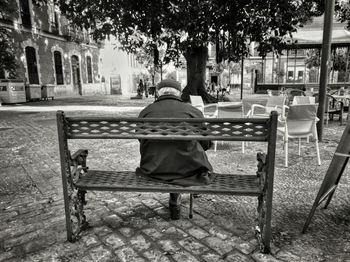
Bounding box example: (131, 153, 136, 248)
(56, 110, 278, 253)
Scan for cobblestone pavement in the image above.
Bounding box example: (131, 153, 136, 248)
(0, 94, 350, 262)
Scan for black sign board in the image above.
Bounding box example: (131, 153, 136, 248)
(302, 121, 350, 233)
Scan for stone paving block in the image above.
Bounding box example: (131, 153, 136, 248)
(204, 236, 235, 255)
(127, 216, 150, 229)
(118, 227, 135, 238)
(3, 230, 43, 251)
(141, 198, 162, 208)
(178, 236, 209, 255)
(102, 213, 124, 229)
(114, 206, 136, 218)
(162, 226, 188, 239)
(103, 233, 125, 250)
(191, 214, 212, 227)
(147, 217, 172, 231)
(275, 250, 302, 262)
(114, 246, 145, 262)
(22, 234, 57, 254)
(141, 228, 162, 240)
(252, 252, 283, 262)
(208, 225, 232, 240)
(170, 219, 194, 229)
(88, 246, 114, 262)
(223, 249, 255, 262)
(0, 251, 16, 261)
(188, 226, 210, 239)
(82, 235, 100, 247)
(201, 251, 225, 262)
(153, 206, 170, 217)
(92, 226, 114, 237)
(143, 249, 172, 262)
(130, 234, 151, 251)
(234, 237, 257, 255)
(158, 239, 181, 253)
(171, 250, 201, 262)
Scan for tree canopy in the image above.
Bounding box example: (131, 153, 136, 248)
(0, 0, 18, 78)
(53, 0, 329, 62)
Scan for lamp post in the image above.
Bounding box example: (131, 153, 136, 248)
(317, 0, 335, 141)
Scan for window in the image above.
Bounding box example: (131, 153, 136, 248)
(25, 47, 39, 84)
(50, 4, 59, 34)
(19, 0, 31, 28)
(86, 56, 92, 83)
(54, 51, 64, 85)
(0, 69, 5, 79)
(288, 71, 294, 80)
(298, 71, 304, 80)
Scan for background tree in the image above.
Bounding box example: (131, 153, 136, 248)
(0, 0, 18, 78)
(335, 0, 350, 30)
(50, 0, 350, 102)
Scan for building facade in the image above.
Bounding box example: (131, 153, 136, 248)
(206, 16, 350, 94)
(0, 0, 105, 97)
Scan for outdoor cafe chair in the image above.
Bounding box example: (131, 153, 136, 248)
(313, 93, 344, 126)
(247, 96, 287, 120)
(284, 88, 306, 105)
(277, 104, 321, 168)
(214, 102, 246, 153)
(292, 96, 316, 105)
(190, 95, 217, 118)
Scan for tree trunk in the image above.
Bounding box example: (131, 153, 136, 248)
(181, 46, 217, 103)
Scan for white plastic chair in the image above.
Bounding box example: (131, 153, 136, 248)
(214, 102, 246, 153)
(292, 96, 316, 105)
(277, 104, 321, 168)
(189, 95, 217, 118)
(247, 96, 287, 120)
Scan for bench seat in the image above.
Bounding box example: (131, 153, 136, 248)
(75, 170, 261, 195)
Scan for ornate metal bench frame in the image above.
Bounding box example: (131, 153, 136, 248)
(57, 110, 278, 253)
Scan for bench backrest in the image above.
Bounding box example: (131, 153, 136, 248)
(57, 111, 278, 143)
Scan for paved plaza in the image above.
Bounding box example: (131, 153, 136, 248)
(0, 94, 350, 262)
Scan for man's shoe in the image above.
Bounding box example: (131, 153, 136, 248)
(169, 205, 181, 220)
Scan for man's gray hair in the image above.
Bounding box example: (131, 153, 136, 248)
(158, 87, 181, 97)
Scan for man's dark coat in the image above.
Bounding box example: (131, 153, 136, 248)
(136, 95, 213, 186)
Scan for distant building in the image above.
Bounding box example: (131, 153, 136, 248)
(250, 16, 350, 93)
(0, 0, 105, 97)
(207, 16, 350, 94)
(100, 38, 146, 95)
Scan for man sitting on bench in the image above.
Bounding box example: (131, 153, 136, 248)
(136, 79, 215, 220)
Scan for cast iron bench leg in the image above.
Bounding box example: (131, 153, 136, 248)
(255, 152, 272, 254)
(189, 194, 193, 219)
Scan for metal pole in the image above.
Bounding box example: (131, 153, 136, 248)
(240, 56, 244, 100)
(345, 46, 350, 82)
(317, 0, 334, 141)
(294, 48, 297, 84)
(272, 52, 275, 83)
(331, 47, 336, 83)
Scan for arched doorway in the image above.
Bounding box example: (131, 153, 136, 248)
(25, 46, 39, 84)
(71, 55, 81, 95)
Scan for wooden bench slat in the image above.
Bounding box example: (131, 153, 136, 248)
(75, 170, 261, 196)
